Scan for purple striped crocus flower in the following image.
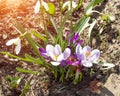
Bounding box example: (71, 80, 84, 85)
(76, 44, 100, 67)
(39, 44, 71, 66)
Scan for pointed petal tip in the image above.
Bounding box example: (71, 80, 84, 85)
(51, 61, 60, 66)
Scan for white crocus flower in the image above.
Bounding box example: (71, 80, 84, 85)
(46, 44, 71, 66)
(34, 0, 49, 14)
(62, 1, 77, 11)
(6, 37, 21, 54)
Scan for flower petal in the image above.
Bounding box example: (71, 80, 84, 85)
(39, 47, 46, 56)
(76, 44, 83, 60)
(54, 44, 62, 55)
(15, 40, 21, 54)
(39, 47, 46, 53)
(89, 49, 100, 62)
(34, 0, 40, 14)
(82, 46, 91, 60)
(76, 44, 82, 56)
(6, 38, 16, 46)
(82, 46, 91, 53)
(57, 54, 63, 61)
(82, 60, 92, 67)
(63, 48, 71, 60)
(51, 61, 60, 66)
(73, 33, 79, 43)
(42, 1, 49, 11)
(46, 44, 54, 57)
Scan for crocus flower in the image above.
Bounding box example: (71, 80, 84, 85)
(76, 44, 100, 67)
(68, 33, 79, 44)
(45, 44, 71, 66)
(6, 37, 21, 54)
(65, 32, 83, 45)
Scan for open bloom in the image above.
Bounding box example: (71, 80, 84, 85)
(76, 44, 100, 67)
(6, 37, 21, 54)
(45, 44, 71, 66)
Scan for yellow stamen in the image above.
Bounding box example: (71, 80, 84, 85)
(53, 55, 58, 60)
(86, 51, 91, 58)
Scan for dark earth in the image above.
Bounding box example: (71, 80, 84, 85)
(0, 0, 120, 96)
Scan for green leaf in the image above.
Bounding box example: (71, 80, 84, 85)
(0, 52, 44, 66)
(49, 15, 58, 33)
(57, 10, 72, 45)
(85, 0, 103, 15)
(16, 67, 41, 75)
(73, 16, 90, 35)
(6, 76, 21, 89)
(60, 10, 71, 32)
(6, 76, 12, 82)
(31, 30, 47, 42)
(20, 81, 30, 96)
(93, 0, 103, 6)
(47, 3, 56, 15)
(25, 54, 44, 66)
(0, 52, 32, 62)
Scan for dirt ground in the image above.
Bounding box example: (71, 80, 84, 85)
(0, 0, 120, 96)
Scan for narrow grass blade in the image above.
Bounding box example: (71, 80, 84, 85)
(20, 81, 30, 96)
(49, 15, 58, 33)
(16, 67, 42, 75)
(0, 52, 32, 62)
(25, 54, 44, 65)
(31, 30, 47, 42)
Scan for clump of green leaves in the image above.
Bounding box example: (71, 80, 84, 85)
(6, 76, 30, 96)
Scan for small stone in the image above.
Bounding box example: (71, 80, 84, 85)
(2, 34, 7, 39)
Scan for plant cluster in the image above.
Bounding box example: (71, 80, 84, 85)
(0, 0, 115, 85)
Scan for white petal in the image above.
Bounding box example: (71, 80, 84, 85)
(57, 54, 63, 62)
(68, 1, 77, 10)
(15, 40, 21, 54)
(46, 44, 54, 57)
(62, 1, 69, 10)
(42, 2, 49, 11)
(82, 46, 91, 53)
(76, 44, 82, 58)
(62, 1, 77, 11)
(14, 38, 20, 45)
(82, 60, 93, 67)
(6, 38, 16, 46)
(89, 49, 100, 62)
(72, 1, 77, 8)
(51, 61, 60, 66)
(34, 0, 40, 14)
(54, 44, 62, 55)
(63, 48, 71, 60)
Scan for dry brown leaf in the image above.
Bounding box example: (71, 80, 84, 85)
(88, 79, 103, 94)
